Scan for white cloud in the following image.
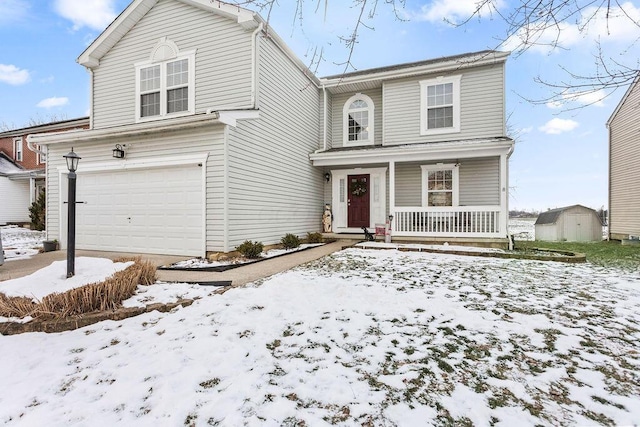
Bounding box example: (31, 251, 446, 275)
(0, 0, 29, 26)
(539, 118, 579, 134)
(54, 0, 118, 31)
(412, 0, 506, 23)
(37, 97, 70, 108)
(0, 64, 31, 85)
(519, 126, 533, 134)
(546, 101, 563, 109)
(545, 90, 607, 109)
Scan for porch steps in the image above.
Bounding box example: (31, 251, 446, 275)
(321, 233, 509, 249)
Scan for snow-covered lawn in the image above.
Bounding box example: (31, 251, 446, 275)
(1, 248, 639, 426)
(0, 225, 46, 260)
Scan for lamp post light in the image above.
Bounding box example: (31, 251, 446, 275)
(63, 148, 81, 278)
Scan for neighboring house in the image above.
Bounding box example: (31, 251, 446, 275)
(606, 75, 640, 241)
(30, 0, 513, 257)
(534, 205, 603, 242)
(0, 117, 89, 225)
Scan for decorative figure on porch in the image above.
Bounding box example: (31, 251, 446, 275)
(322, 204, 333, 233)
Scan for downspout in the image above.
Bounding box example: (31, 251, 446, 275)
(89, 68, 94, 129)
(25, 135, 45, 156)
(322, 85, 328, 151)
(250, 22, 263, 109)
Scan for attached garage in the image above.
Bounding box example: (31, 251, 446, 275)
(62, 161, 205, 256)
(534, 205, 603, 242)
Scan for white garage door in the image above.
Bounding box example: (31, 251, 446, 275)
(73, 165, 204, 256)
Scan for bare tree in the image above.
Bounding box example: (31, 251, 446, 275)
(226, 0, 639, 104)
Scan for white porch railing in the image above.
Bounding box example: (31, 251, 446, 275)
(393, 206, 503, 238)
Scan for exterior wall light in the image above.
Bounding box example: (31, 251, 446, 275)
(324, 172, 331, 182)
(112, 144, 125, 159)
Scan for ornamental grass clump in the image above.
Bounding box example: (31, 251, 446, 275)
(236, 240, 264, 259)
(281, 233, 301, 250)
(0, 257, 156, 321)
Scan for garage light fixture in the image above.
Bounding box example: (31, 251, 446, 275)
(112, 144, 125, 159)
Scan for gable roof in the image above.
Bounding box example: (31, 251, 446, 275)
(0, 152, 25, 176)
(534, 204, 600, 225)
(606, 72, 640, 127)
(78, 0, 258, 68)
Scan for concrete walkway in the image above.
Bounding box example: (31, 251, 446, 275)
(0, 241, 351, 286)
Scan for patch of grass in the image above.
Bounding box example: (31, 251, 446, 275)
(517, 240, 640, 270)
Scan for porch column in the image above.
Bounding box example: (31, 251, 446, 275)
(499, 153, 508, 236)
(389, 160, 395, 230)
(29, 177, 35, 204)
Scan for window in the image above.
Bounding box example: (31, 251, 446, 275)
(135, 38, 195, 122)
(13, 138, 22, 161)
(343, 93, 374, 145)
(38, 145, 47, 164)
(420, 75, 461, 135)
(421, 164, 459, 207)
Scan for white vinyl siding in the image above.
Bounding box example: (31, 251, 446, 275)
(226, 35, 321, 249)
(92, 0, 253, 129)
(44, 125, 226, 252)
(609, 81, 640, 238)
(394, 158, 500, 207)
(384, 65, 505, 145)
(331, 88, 382, 148)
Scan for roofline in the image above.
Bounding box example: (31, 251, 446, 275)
(606, 72, 640, 127)
(77, 0, 258, 68)
(320, 50, 509, 87)
(28, 113, 224, 145)
(0, 117, 90, 138)
(309, 138, 514, 167)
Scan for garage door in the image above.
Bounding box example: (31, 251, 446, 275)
(73, 165, 204, 256)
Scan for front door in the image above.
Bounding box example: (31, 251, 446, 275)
(348, 174, 370, 228)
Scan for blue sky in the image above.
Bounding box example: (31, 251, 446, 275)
(1, 0, 639, 211)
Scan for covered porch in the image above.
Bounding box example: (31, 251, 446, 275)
(310, 138, 514, 242)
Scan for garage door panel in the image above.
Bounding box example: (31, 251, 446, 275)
(74, 165, 204, 256)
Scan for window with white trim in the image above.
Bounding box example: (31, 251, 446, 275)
(420, 75, 461, 135)
(421, 164, 459, 207)
(135, 38, 195, 122)
(343, 93, 374, 145)
(38, 145, 47, 164)
(13, 137, 22, 161)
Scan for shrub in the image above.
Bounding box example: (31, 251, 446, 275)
(306, 232, 323, 244)
(29, 189, 46, 231)
(0, 257, 156, 320)
(236, 240, 264, 258)
(281, 233, 301, 249)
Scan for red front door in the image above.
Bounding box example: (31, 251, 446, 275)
(348, 174, 370, 228)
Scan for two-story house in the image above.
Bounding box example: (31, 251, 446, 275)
(606, 75, 640, 241)
(30, 0, 513, 257)
(0, 117, 89, 225)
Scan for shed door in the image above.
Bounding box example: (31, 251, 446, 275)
(69, 165, 204, 256)
(564, 214, 590, 242)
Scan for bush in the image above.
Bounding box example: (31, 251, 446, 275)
(281, 233, 301, 249)
(29, 189, 46, 231)
(236, 240, 264, 258)
(0, 257, 156, 320)
(306, 232, 323, 244)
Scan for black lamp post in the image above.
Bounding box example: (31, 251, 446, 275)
(63, 148, 81, 278)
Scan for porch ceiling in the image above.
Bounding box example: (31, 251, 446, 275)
(310, 137, 514, 167)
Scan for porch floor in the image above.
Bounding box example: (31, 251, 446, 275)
(322, 233, 510, 249)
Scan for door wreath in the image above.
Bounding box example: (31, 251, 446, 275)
(350, 179, 367, 197)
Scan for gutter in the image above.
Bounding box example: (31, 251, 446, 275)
(250, 22, 264, 109)
(322, 85, 327, 151)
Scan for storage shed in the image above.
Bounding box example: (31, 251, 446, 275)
(534, 205, 603, 242)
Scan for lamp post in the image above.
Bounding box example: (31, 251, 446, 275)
(63, 148, 81, 278)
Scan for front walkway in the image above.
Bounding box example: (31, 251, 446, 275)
(0, 241, 350, 287)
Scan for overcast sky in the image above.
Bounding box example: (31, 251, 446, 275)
(2, 0, 638, 211)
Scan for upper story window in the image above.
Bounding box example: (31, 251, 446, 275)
(38, 145, 47, 164)
(135, 37, 195, 122)
(421, 164, 459, 207)
(13, 137, 22, 161)
(420, 75, 461, 135)
(343, 93, 374, 146)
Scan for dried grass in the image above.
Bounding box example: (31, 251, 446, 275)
(0, 257, 157, 320)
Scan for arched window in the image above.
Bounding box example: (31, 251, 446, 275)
(343, 94, 374, 146)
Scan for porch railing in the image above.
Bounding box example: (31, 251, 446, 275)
(393, 206, 503, 238)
